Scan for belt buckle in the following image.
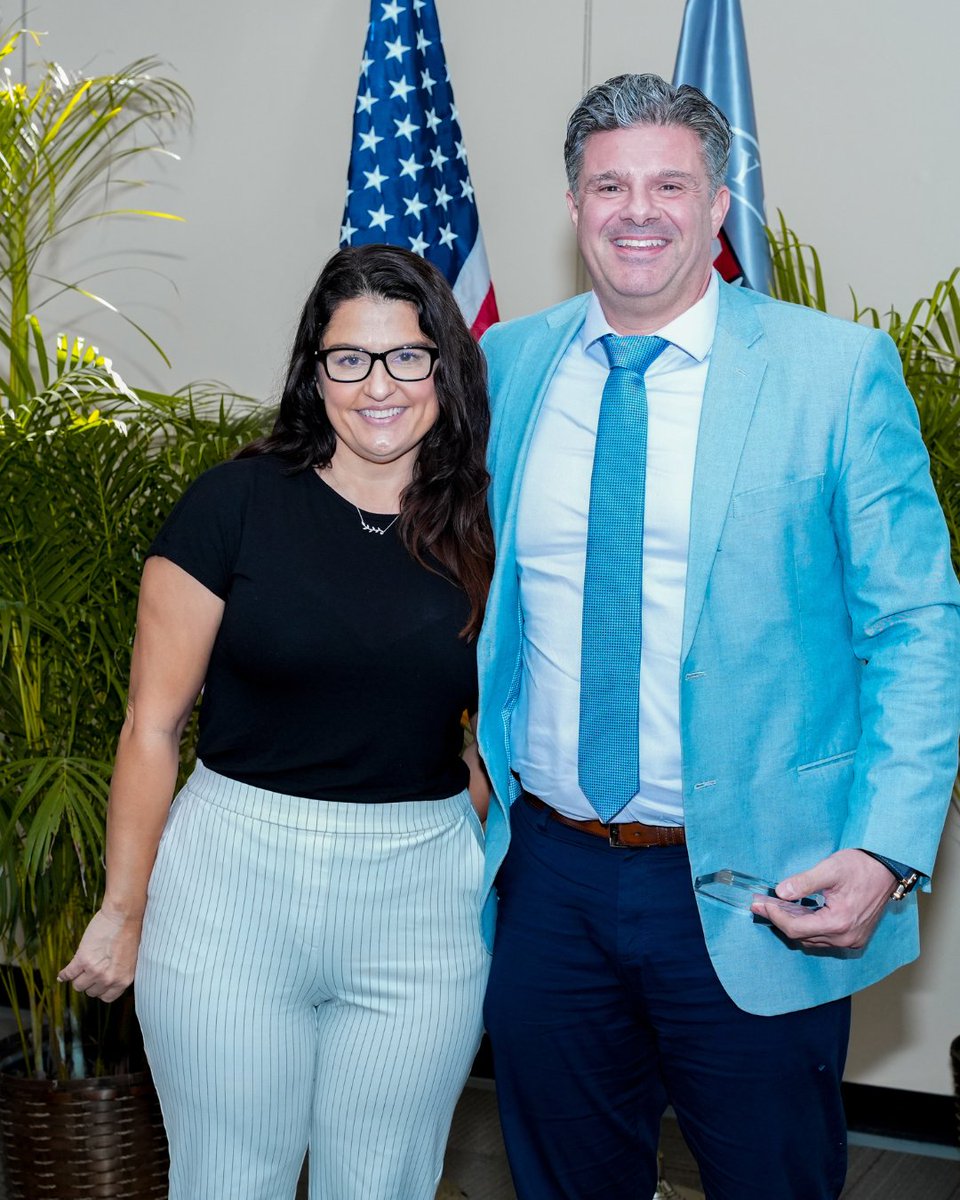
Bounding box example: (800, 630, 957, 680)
(606, 823, 629, 848)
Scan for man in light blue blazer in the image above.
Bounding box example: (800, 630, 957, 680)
(476, 74, 960, 1199)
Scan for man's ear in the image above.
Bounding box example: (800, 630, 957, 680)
(711, 185, 731, 237)
(566, 190, 579, 230)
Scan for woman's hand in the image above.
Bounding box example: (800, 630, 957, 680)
(58, 907, 143, 1003)
(462, 714, 491, 823)
(57, 557, 226, 1005)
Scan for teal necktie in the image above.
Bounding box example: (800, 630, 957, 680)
(578, 334, 668, 823)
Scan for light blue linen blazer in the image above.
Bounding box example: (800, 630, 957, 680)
(475, 280, 960, 1016)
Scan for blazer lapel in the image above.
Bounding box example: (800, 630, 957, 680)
(681, 286, 767, 659)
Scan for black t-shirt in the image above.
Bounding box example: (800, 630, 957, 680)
(148, 455, 476, 802)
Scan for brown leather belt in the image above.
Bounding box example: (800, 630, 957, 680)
(522, 791, 686, 849)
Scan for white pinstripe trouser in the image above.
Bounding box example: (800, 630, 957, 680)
(135, 761, 489, 1200)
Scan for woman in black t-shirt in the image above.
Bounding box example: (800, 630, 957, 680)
(60, 245, 494, 1200)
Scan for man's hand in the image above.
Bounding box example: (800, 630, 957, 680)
(750, 849, 898, 950)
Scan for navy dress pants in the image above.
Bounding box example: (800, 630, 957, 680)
(484, 795, 851, 1200)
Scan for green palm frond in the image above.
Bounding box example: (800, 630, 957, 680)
(0, 756, 110, 894)
(1, 29, 191, 403)
(0, 315, 270, 1076)
(0, 27, 270, 1079)
(766, 211, 828, 312)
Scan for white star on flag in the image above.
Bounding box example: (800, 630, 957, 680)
(437, 223, 457, 248)
(381, 0, 404, 20)
(408, 232, 430, 255)
(384, 36, 410, 62)
(359, 128, 384, 152)
(393, 114, 419, 140)
(398, 153, 423, 179)
(367, 204, 394, 230)
(363, 165, 389, 192)
(356, 88, 378, 114)
(390, 76, 415, 101)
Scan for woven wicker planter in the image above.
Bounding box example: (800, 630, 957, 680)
(0, 1034, 168, 1198)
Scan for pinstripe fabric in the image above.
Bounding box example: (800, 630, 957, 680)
(136, 761, 489, 1200)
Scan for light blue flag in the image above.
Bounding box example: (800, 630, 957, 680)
(673, 0, 771, 293)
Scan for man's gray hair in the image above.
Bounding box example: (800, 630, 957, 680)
(564, 73, 732, 199)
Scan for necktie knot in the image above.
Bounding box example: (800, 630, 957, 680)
(602, 333, 668, 376)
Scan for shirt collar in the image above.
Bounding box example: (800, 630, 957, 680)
(581, 270, 720, 366)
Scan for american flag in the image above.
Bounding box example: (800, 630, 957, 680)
(339, 0, 499, 336)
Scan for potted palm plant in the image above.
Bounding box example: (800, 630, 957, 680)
(0, 29, 267, 1196)
(0, 343, 267, 1197)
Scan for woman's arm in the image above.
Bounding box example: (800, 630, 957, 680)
(58, 556, 225, 1001)
(462, 713, 491, 824)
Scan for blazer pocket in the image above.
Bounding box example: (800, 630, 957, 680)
(731, 473, 824, 518)
(797, 749, 856, 774)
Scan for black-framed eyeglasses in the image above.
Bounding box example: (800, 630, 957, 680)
(316, 345, 440, 383)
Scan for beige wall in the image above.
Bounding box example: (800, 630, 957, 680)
(846, 809, 960, 1095)
(33, 0, 960, 399)
(30, 0, 960, 1096)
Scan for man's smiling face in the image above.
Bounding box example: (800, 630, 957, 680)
(566, 122, 729, 334)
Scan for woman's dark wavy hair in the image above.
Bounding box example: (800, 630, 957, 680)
(238, 243, 493, 637)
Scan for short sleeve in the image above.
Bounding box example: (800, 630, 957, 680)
(147, 460, 250, 599)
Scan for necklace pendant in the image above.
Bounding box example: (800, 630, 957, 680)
(359, 515, 387, 535)
(355, 506, 400, 536)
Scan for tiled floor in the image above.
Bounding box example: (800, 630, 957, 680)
(439, 1080, 960, 1200)
(2, 1018, 956, 1200)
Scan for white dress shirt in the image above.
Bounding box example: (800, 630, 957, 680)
(512, 273, 720, 824)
